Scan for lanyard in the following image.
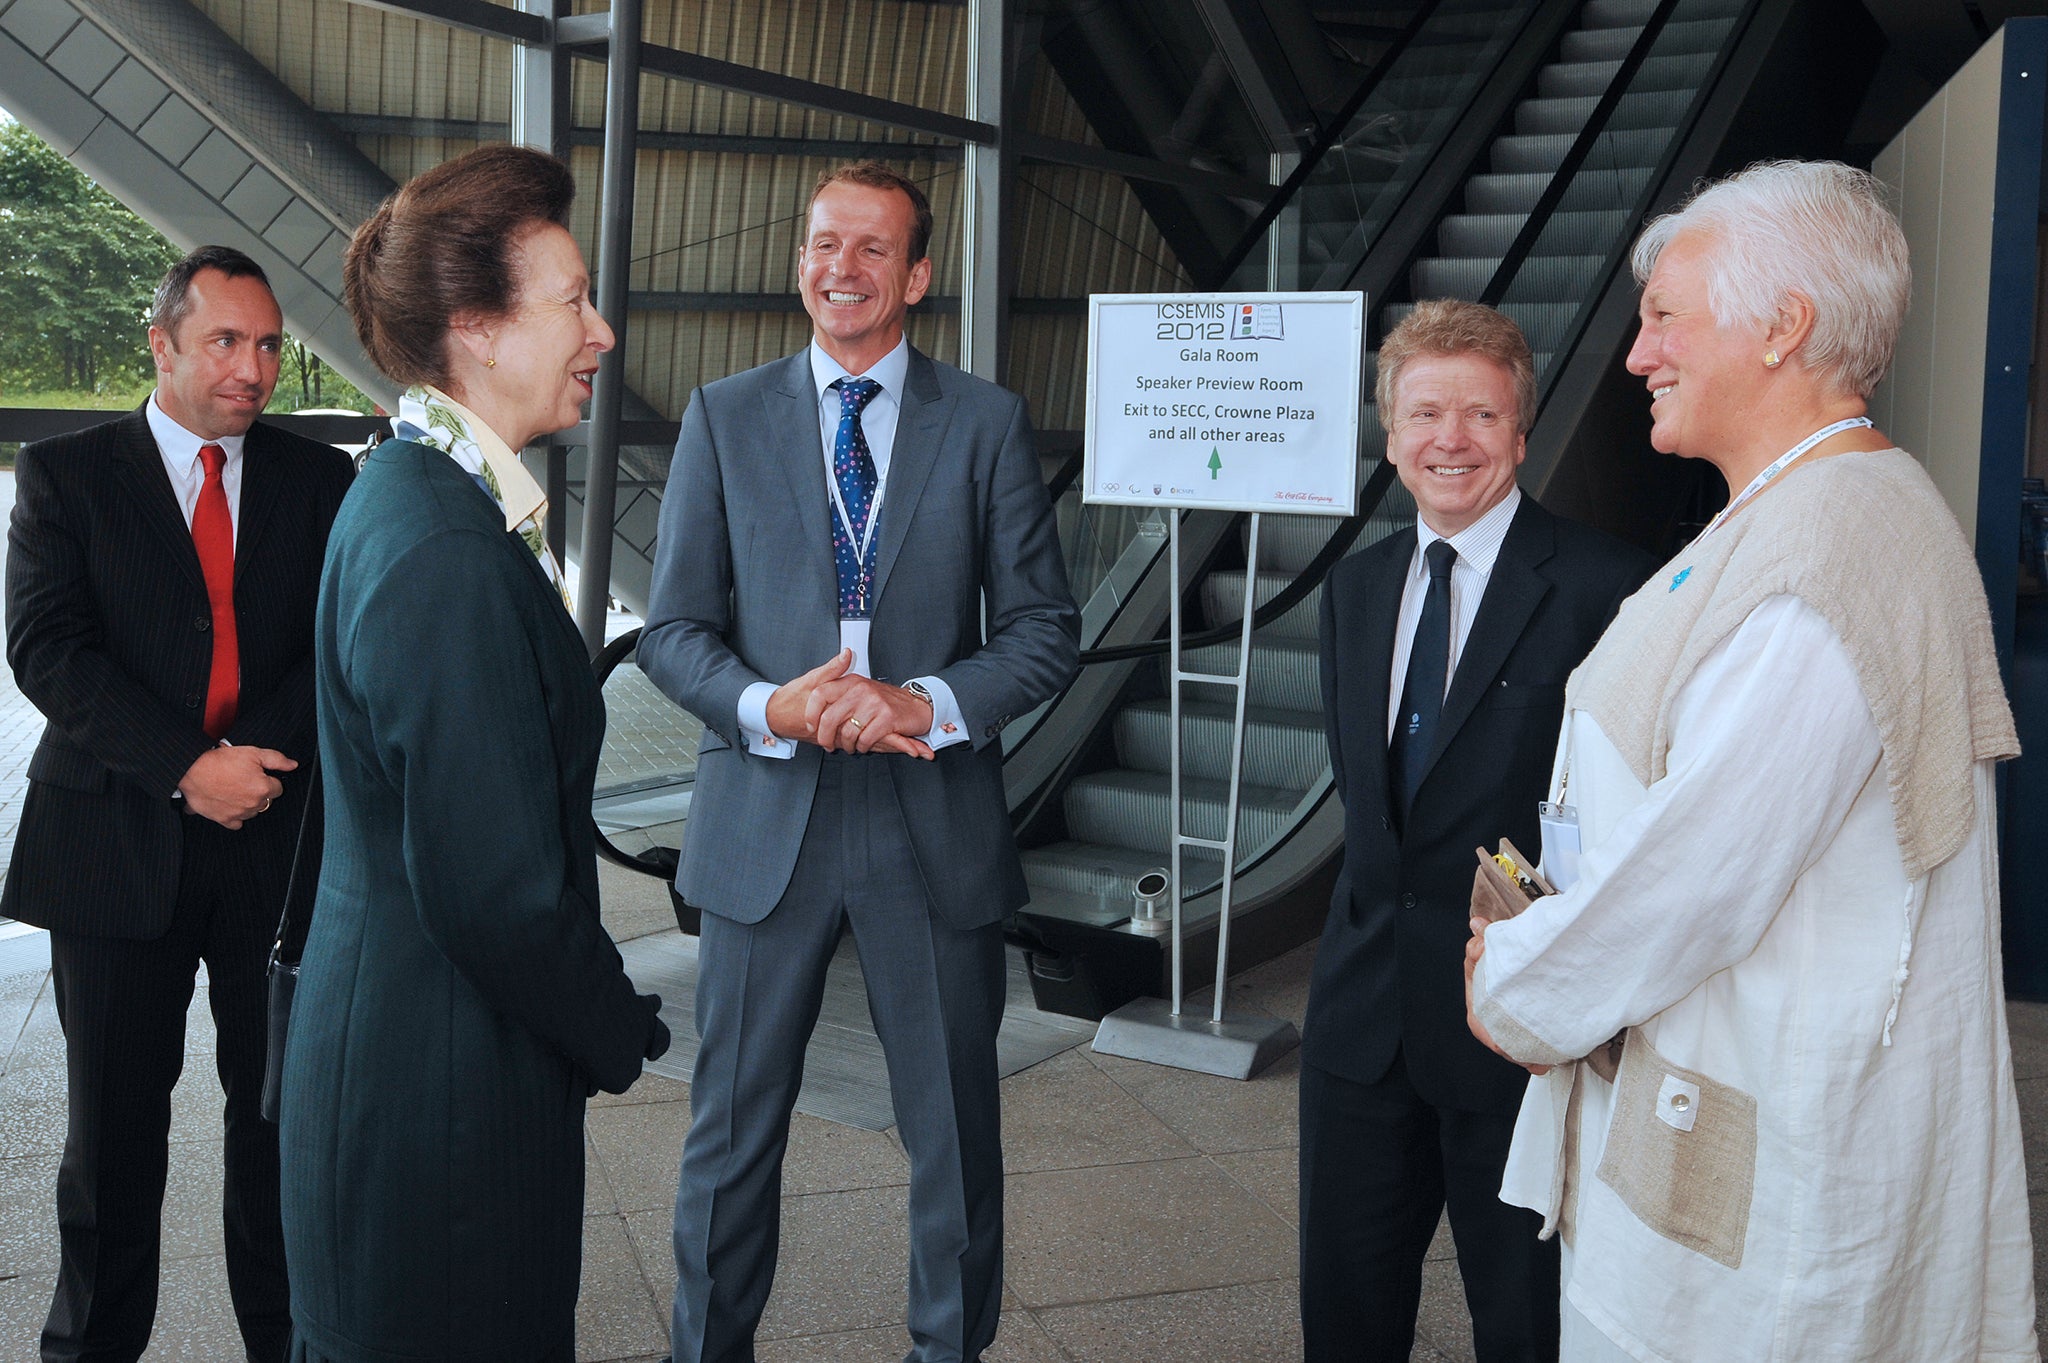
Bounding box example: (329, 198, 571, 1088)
(825, 388, 887, 613)
(1696, 416, 1872, 542)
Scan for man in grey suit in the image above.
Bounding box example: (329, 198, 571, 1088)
(638, 163, 1079, 1363)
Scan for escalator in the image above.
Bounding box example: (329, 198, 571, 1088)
(993, 0, 1882, 1012)
(593, 0, 1885, 1016)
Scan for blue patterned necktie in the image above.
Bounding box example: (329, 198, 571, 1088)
(830, 376, 883, 617)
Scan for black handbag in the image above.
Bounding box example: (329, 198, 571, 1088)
(260, 757, 319, 1125)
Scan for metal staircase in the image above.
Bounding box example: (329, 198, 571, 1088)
(1012, 0, 1749, 939)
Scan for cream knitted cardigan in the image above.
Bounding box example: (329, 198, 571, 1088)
(1567, 447, 2016, 881)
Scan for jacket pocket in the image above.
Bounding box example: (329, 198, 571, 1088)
(27, 740, 108, 794)
(1594, 1028, 1757, 1269)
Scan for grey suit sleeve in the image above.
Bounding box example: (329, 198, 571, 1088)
(928, 393, 1080, 747)
(637, 389, 770, 746)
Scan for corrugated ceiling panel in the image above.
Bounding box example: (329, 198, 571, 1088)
(1015, 167, 1189, 297)
(622, 150, 961, 298)
(563, 0, 961, 141)
(636, 0, 964, 120)
(192, 0, 514, 124)
(1025, 57, 1099, 145)
(1009, 315, 1091, 432)
(174, 0, 1193, 432)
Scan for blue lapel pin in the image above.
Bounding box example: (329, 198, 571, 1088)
(1668, 566, 1692, 592)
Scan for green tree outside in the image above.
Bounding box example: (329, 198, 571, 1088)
(0, 112, 375, 428)
(0, 117, 177, 396)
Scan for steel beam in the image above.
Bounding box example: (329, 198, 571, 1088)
(1011, 131, 1271, 201)
(509, 0, 570, 159)
(563, 40, 994, 146)
(960, 0, 1007, 380)
(620, 291, 1085, 316)
(576, 0, 641, 653)
(335, 0, 545, 44)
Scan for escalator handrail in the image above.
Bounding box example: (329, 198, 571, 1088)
(1523, 0, 1771, 422)
(1210, 0, 1448, 287)
(1045, 448, 1086, 503)
(1073, 457, 1399, 665)
(1478, 0, 1686, 307)
(1338, 0, 1585, 327)
(589, 626, 681, 880)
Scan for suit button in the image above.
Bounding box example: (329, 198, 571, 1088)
(1399, 893, 1417, 909)
(1381, 815, 1392, 831)
(184, 694, 200, 709)
(195, 616, 210, 632)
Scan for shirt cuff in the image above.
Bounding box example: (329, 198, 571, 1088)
(737, 681, 794, 760)
(914, 676, 970, 750)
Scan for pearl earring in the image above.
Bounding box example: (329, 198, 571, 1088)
(1762, 349, 1781, 368)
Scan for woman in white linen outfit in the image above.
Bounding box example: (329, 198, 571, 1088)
(1464, 160, 2037, 1362)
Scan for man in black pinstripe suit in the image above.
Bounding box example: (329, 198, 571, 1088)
(3, 246, 352, 1363)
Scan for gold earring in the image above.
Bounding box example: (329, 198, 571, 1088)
(1762, 349, 1781, 368)
(486, 356, 497, 368)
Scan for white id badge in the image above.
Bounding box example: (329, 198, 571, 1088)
(1538, 801, 1582, 892)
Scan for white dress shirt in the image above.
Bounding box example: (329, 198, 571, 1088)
(148, 392, 244, 546)
(1385, 486, 1521, 741)
(734, 338, 968, 758)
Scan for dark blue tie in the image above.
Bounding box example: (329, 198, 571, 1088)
(1390, 539, 1457, 822)
(830, 377, 882, 618)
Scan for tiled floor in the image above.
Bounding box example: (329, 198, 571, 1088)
(0, 859, 2044, 1361)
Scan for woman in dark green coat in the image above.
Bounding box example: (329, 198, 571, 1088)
(279, 145, 669, 1363)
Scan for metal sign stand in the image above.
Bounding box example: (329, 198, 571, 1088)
(1092, 512, 1303, 1080)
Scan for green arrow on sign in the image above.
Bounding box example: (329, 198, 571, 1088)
(1207, 447, 1223, 480)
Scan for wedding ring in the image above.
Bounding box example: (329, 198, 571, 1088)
(259, 798, 272, 812)
(847, 717, 865, 731)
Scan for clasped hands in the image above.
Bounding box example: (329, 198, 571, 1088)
(178, 744, 297, 829)
(766, 648, 935, 760)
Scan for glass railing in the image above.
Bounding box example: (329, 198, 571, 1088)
(1285, 0, 1547, 292)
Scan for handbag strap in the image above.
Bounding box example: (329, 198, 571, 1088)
(268, 753, 321, 970)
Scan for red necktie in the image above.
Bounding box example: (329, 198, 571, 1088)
(193, 443, 238, 739)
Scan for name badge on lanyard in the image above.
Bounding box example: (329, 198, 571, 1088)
(829, 478, 883, 621)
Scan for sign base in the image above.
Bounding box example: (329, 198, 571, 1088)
(1091, 996, 1301, 1080)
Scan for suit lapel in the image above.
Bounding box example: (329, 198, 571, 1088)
(868, 347, 951, 605)
(234, 424, 286, 584)
(111, 406, 205, 592)
(1427, 498, 1555, 774)
(765, 352, 838, 604)
(1353, 529, 1413, 807)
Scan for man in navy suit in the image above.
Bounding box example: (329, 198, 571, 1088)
(5, 246, 352, 1362)
(1302, 299, 1651, 1363)
(639, 163, 1078, 1363)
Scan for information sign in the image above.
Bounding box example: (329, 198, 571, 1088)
(1083, 292, 1364, 515)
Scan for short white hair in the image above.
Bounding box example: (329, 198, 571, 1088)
(1630, 160, 1910, 399)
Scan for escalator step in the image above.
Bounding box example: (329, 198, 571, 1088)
(1492, 128, 1668, 175)
(1021, 841, 1207, 899)
(1061, 769, 1301, 857)
(1184, 638, 1324, 713)
(1439, 209, 1629, 257)
(1516, 89, 1692, 135)
(1580, 0, 1742, 30)
(1252, 512, 1347, 575)
(1200, 570, 1322, 643)
(1412, 253, 1610, 304)
(1562, 16, 1734, 63)
(1464, 167, 1652, 215)
(1117, 699, 1330, 789)
(1542, 50, 1718, 97)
